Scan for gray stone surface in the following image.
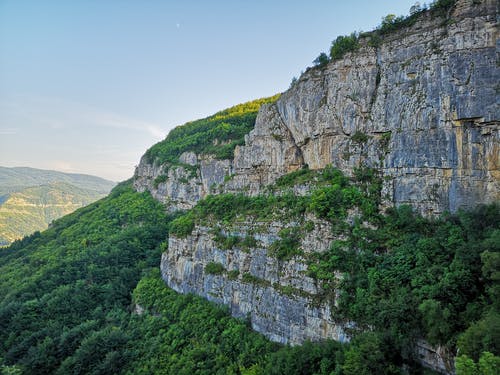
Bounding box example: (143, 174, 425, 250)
(135, 1, 498, 372)
(133, 152, 232, 211)
(162, 221, 348, 345)
(228, 0, 498, 215)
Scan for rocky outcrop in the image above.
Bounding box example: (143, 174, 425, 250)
(161, 219, 350, 345)
(224, 104, 304, 194)
(136, 0, 498, 215)
(134, 152, 232, 211)
(229, 0, 499, 214)
(416, 340, 455, 374)
(134, 1, 498, 373)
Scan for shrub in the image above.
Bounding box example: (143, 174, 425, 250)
(351, 131, 369, 144)
(313, 52, 329, 67)
(241, 273, 269, 286)
(268, 228, 302, 260)
(274, 165, 313, 187)
(222, 235, 240, 250)
(169, 213, 195, 238)
(153, 175, 168, 188)
(330, 33, 359, 60)
(241, 235, 258, 249)
(430, 0, 456, 17)
(368, 32, 383, 48)
(204, 262, 226, 275)
(227, 269, 240, 280)
(310, 185, 345, 220)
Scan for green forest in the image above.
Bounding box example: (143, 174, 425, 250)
(1, 1, 499, 373)
(1, 173, 498, 374)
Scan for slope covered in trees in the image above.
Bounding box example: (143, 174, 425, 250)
(1, 176, 498, 374)
(1, 0, 498, 373)
(0, 167, 115, 246)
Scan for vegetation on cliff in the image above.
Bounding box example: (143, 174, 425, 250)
(1, 177, 497, 373)
(1, 1, 497, 373)
(0, 181, 460, 375)
(313, 0, 457, 68)
(143, 95, 280, 166)
(309, 202, 499, 368)
(167, 163, 499, 372)
(169, 165, 382, 239)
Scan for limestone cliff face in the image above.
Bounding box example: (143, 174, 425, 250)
(230, 0, 499, 215)
(134, 151, 232, 211)
(161, 219, 349, 345)
(135, 0, 498, 215)
(134, 1, 498, 372)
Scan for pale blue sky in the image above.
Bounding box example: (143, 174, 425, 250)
(1, 0, 417, 181)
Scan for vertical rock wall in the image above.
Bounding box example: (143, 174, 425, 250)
(161, 220, 350, 345)
(230, 0, 499, 215)
(134, 1, 499, 373)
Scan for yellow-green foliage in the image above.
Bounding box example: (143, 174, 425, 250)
(144, 95, 280, 165)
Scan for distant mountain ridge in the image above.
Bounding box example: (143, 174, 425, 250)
(0, 166, 115, 196)
(0, 167, 115, 245)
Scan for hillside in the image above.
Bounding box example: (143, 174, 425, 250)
(0, 0, 498, 374)
(0, 167, 115, 196)
(0, 167, 115, 245)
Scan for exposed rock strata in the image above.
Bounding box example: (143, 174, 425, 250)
(135, 0, 498, 216)
(134, 1, 499, 373)
(161, 220, 349, 345)
(134, 152, 232, 211)
(229, 0, 499, 215)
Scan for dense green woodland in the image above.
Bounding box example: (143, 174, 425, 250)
(1, 175, 498, 374)
(2, 1, 499, 373)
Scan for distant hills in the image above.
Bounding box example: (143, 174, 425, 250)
(0, 167, 115, 245)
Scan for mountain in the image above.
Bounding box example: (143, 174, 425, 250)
(0, 167, 115, 245)
(0, 167, 115, 196)
(0, 1, 498, 374)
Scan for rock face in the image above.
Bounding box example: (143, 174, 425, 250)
(136, 0, 498, 216)
(416, 340, 455, 374)
(134, 152, 232, 211)
(161, 220, 350, 345)
(229, 0, 499, 215)
(134, 1, 498, 373)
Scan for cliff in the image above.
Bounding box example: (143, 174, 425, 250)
(228, 0, 498, 215)
(136, 0, 498, 216)
(134, 0, 499, 373)
(162, 218, 348, 345)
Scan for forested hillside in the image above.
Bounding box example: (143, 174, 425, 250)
(144, 95, 280, 165)
(0, 167, 114, 196)
(0, 167, 115, 245)
(1, 181, 498, 374)
(1, 0, 498, 373)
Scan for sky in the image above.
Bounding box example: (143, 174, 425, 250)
(0, 0, 418, 181)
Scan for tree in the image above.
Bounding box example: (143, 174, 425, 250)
(455, 355, 478, 375)
(313, 53, 329, 67)
(330, 33, 359, 60)
(456, 352, 500, 375)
